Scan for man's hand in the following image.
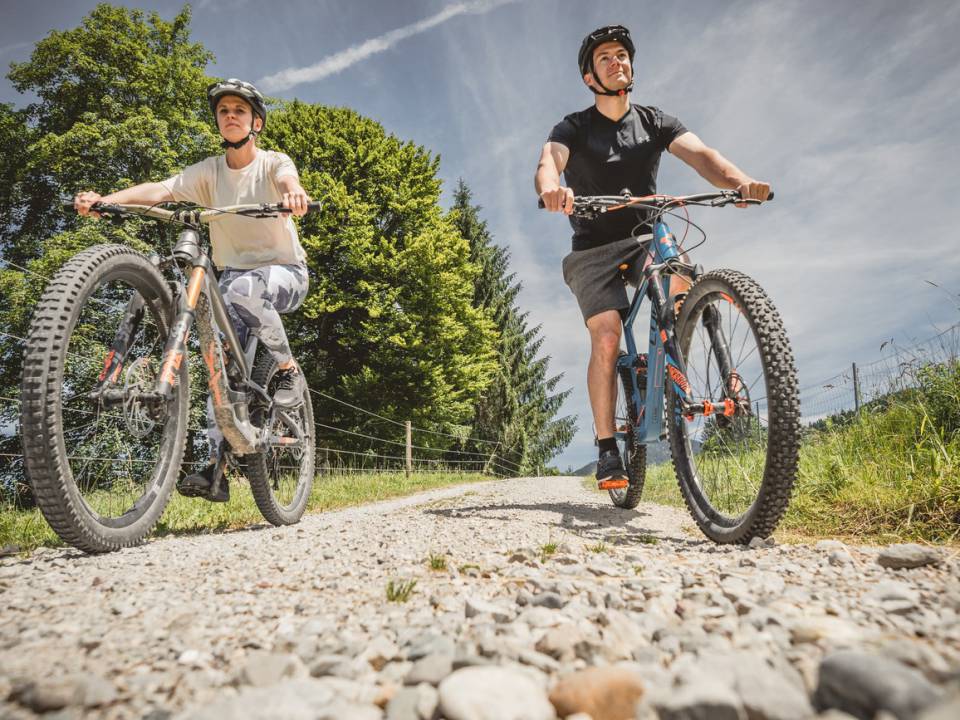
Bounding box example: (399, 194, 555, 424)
(735, 179, 771, 208)
(540, 186, 574, 214)
(74, 190, 103, 218)
(281, 187, 311, 217)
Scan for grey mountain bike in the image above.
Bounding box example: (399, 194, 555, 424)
(20, 201, 319, 553)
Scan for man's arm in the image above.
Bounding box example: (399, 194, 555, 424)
(535, 142, 574, 214)
(668, 132, 770, 203)
(74, 182, 174, 217)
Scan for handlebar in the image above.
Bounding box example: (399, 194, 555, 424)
(65, 200, 323, 225)
(537, 189, 774, 215)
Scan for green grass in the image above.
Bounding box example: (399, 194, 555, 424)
(538, 540, 558, 563)
(0, 471, 489, 554)
(427, 553, 448, 571)
(385, 578, 417, 603)
(582, 379, 960, 545)
(587, 541, 608, 554)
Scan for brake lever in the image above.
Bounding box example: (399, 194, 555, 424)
(236, 204, 281, 219)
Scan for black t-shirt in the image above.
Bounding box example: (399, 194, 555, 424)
(547, 104, 687, 250)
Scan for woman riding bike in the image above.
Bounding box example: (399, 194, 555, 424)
(74, 78, 311, 503)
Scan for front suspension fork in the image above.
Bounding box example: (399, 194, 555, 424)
(92, 293, 146, 393)
(155, 265, 206, 398)
(701, 303, 739, 399)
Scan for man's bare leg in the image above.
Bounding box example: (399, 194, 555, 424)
(586, 309, 628, 488)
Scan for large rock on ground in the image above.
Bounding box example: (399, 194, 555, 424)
(548, 666, 644, 720)
(652, 678, 746, 720)
(876, 544, 942, 570)
(438, 666, 555, 720)
(11, 673, 117, 713)
(173, 678, 381, 720)
(813, 651, 943, 719)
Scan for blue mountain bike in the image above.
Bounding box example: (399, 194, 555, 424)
(555, 190, 800, 543)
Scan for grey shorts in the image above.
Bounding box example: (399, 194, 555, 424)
(562, 236, 653, 322)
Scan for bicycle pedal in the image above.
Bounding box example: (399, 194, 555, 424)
(176, 480, 209, 498)
(598, 478, 629, 490)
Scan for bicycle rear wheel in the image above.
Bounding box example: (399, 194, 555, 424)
(609, 354, 646, 508)
(666, 269, 799, 543)
(245, 356, 315, 525)
(20, 245, 188, 552)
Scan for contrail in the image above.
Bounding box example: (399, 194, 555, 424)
(258, 0, 521, 93)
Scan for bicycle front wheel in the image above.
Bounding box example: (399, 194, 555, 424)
(667, 269, 800, 543)
(20, 245, 188, 552)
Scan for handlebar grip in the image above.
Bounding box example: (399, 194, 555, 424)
(537, 198, 546, 209)
(767, 190, 775, 201)
(277, 200, 323, 214)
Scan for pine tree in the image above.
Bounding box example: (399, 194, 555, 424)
(449, 180, 576, 474)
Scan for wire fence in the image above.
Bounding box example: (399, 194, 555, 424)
(798, 323, 960, 424)
(0, 252, 525, 508)
(0, 368, 521, 496)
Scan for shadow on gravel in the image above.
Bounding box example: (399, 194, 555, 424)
(425, 501, 701, 547)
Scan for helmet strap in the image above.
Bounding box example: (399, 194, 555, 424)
(590, 80, 634, 97)
(588, 62, 633, 97)
(220, 127, 259, 150)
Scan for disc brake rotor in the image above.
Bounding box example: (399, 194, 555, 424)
(123, 357, 162, 438)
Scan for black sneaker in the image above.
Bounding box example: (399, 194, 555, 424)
(596, 450, 628, 490)
(177, 459, 229, 502)
(273, 365, 305, 408)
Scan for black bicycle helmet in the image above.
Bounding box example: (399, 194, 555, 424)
(577, 25, 635, 97)
(206, 78, 268, 149)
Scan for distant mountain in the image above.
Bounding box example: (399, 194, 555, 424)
(572, 460, 597, 476)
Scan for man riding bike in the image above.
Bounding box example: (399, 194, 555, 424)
(534, 25, 771, 490)
(74, 78, 312, 503)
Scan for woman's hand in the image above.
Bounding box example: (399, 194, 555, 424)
(282, 187, 311, 217)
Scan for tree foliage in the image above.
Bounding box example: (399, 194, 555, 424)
(4, 3, 218, 259)
(1, 4, 573, 504)
(264, 102, 498, 451)
(449, 181, 576, 473)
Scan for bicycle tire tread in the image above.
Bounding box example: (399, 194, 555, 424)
(668, 269, 800, 543)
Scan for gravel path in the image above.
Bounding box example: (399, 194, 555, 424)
(1, 476, 959, 720)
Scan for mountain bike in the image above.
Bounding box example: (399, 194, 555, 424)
(544, 190, 800, 543)
(20, 201, 320, 553)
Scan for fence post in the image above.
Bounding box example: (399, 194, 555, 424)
(852, 362, 861, 413)
(405, 421, 412, 478)
(483, 442, 500, 476)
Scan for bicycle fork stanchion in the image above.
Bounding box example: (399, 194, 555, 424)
(89, 292, 147, 403)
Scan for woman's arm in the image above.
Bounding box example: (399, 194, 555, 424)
(74, 182, 174, 217)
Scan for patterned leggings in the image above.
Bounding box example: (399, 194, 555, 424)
(207, 263, 309, 459)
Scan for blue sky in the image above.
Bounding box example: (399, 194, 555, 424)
(2, 0, 959, 470)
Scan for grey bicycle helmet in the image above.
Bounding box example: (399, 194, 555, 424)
(206, 78, 268, 149)
(578, 25, 635, 97)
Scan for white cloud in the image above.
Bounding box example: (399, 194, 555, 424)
(258, 0, 523, 92)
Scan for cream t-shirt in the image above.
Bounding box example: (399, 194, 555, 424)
(161, 150, 307, 270)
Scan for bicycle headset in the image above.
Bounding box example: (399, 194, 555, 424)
(577, 25, 635, 97)
(206, 78, 268, 150)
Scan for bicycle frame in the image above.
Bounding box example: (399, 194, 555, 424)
(616, 218, 698, 444)
(89, 207, 309, 456)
